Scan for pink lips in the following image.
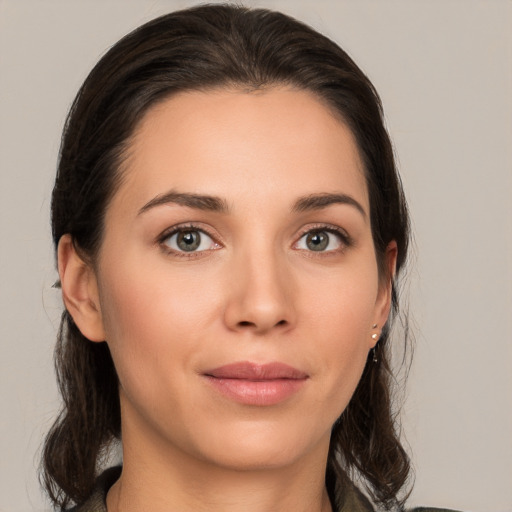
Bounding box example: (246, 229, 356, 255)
(203, 362, 308, 406)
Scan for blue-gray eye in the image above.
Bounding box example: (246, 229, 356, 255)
(296, 230, 343, 252)
(164, 229, 216, 252)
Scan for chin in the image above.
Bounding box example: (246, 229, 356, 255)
(204, 443, 307, 472)
(189, 417, 331, 472)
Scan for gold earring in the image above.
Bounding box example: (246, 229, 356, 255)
(371, 325, 379, 363)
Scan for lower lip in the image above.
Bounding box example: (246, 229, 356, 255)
(204, 376, 307, 406)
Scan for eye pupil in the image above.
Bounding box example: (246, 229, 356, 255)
(306, 231, 328, 251)
(177, 231, 200, 251)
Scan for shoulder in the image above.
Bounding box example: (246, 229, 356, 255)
(337, 484, 462, 512)
(68, 466, 121, 512)
(408, 509, 462, 512)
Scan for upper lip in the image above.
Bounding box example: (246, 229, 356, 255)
(204, 361, 308, 380)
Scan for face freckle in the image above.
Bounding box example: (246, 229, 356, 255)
(93, 87, 392, 473)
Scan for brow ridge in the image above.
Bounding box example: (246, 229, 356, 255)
(138, 190, 229, 215)
(139, 190, 365, 218)
(293, 193, 366, 218)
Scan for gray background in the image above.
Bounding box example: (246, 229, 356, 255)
(1, 1, 511, 511)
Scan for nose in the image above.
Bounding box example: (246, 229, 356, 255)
(223, 248, 296, 335)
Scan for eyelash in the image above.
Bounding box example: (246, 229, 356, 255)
(157, 223, 352, 258)
(294, 224, 353, 254)
(157, 224, 220, 259)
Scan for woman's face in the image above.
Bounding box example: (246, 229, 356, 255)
(78, 88, 394, 472)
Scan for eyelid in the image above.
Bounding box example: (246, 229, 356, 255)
(293, 223, 353, 251)
(155, 222, 352, 257)
(157, 223, 222, 256)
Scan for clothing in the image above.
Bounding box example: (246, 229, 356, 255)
(70, 466, 460, 512)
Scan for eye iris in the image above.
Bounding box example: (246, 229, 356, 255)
(177, 231, 200, 251)
(306, 231, 329, 251)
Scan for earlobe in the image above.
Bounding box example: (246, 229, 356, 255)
(57, 234, 106, 342)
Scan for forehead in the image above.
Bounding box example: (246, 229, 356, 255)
(114, 87, 368, 212)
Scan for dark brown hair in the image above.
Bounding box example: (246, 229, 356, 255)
(43, 4, 411, 510)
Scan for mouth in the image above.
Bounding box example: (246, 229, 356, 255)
(203, 361, 309, 406)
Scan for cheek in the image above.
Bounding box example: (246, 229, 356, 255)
(100, 262, 186, 378)
(99, 252, 218, 334)
(304, 260, 379, 345)
(96, 257, 222, 382)
(95, 266, 219, 448)
(301, 262, 378, 409)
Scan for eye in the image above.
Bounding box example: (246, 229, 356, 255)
(162, 228, 218, 253)
(295, 229, 346, 252)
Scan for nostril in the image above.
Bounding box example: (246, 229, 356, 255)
(236, 319, 287, 329)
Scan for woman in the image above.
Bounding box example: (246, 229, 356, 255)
(42, 4, 455, 512)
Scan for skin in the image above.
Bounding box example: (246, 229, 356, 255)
(58, 87, 396, 512)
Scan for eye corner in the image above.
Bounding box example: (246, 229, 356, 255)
(157, 223, 222, 257)
(294, 224, 353, 254)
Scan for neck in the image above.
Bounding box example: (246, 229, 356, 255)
(108, 462, 333, 512)
(107, 407, 333, 512)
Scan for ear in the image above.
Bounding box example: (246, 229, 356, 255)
(372, 241, 398, 345)
(57, 234, 106, 342)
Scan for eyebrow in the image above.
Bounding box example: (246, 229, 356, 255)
(138, 190, 366, 219)
(292, 193, 367, 218)
(138, 190, 229, 215)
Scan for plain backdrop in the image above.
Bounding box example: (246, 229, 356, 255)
(1, 1, 511, 511)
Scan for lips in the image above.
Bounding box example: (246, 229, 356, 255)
(203, 361, 308, 406)
(206, 361, 308, 380)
